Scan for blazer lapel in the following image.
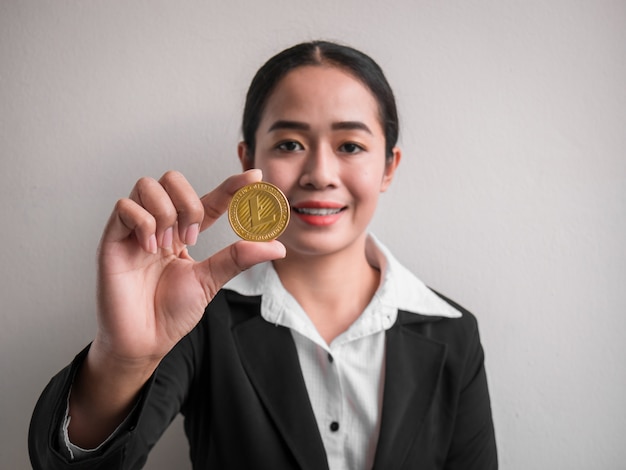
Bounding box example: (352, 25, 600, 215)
(372, 312, 447, 469)
(233, 312, 329, 470)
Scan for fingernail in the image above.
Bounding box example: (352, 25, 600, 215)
(185, 223, 199, 246)
(246, 168, 262, 180)
(148, 234, 158, 254)
(162, 227, 173, 249)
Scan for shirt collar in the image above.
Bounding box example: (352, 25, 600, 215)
(366, 234, 462, 318)
(223, 234, 462, 322)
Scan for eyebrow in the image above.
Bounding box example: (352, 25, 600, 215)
(267, 120, 373, 135)
(331, 121, 373, 134)
(267, 120, 310, 132)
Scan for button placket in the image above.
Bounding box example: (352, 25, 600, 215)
(325, 347, 343, 441)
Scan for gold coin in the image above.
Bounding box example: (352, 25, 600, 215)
(228, 181, 290, 241)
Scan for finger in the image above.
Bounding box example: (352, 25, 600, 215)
(104, 198, 158, 253)
(198, 169, 262, 232)
(158, 171, 204, 246)
(129, 177, 178, 249)
(195, 239, 286, 299)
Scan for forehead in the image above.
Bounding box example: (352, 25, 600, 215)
(259, 65, 383, 133)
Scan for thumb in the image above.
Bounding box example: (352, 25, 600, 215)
(195, 240, 286, 298)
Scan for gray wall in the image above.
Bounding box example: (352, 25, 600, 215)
(2, 1, 625, 468)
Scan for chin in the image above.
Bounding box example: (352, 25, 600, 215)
(279, 231, 365, 259)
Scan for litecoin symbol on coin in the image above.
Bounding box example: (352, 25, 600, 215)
(228, 181, 290, 241)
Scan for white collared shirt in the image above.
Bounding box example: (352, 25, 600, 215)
(224, 234, 461, 470)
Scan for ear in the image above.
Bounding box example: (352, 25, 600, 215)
(238, 142, 254, 171)
(380, 147, 402, 192)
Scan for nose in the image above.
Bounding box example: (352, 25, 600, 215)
(298, 143, 339, 189)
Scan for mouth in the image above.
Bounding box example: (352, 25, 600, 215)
(291, 201, 347, 226)
(293, 207, 345, 216)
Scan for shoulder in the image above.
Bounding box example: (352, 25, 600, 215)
(396, 288, 483, 352)
(433, 289, 480, 331)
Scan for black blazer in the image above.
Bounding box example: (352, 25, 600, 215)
(29, 289, 497, 469)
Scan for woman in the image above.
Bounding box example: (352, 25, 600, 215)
(29, 41, 497, 469)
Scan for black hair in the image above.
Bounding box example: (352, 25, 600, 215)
(241, 40, 399, 162)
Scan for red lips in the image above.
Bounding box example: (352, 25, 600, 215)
(291, 200, 346, 226)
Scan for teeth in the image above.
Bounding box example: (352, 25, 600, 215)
(295, 207, 343, 216)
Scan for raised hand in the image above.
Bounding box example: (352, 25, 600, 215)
(69, 169, 285, 448)
(94, 169, 285, 364)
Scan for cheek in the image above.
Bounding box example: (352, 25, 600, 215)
(345, 177, 380, 209)
(349, 165, 387, 195)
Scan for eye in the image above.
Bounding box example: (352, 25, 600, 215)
(276, 141, 304, 152)
(338, 142, 364, 154)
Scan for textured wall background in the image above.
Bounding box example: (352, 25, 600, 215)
(1, 1, 625, 468)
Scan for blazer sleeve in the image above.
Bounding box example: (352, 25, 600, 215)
(29, 334, 198, 470)
(444, 320, 498, 470)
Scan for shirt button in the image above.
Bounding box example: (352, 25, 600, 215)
(327, 353, 334, 363)
(330, 421, 340, 432)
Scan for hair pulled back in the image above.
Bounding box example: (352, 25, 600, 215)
(241, 41, 399, 161)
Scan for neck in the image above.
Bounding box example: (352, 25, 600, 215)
(273, 238, 380, 344)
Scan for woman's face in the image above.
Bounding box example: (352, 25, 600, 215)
(239, 65, 400, 258)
